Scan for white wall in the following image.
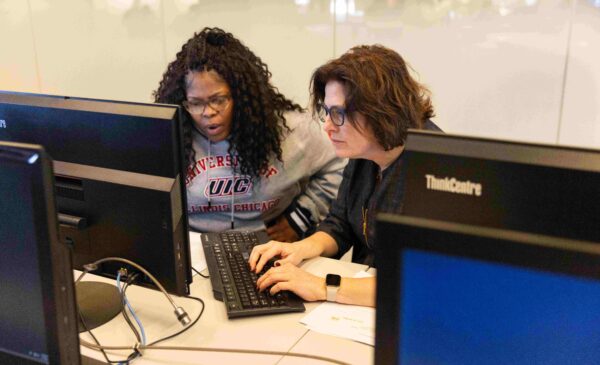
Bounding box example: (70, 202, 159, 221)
(1, 0, 599, 148)
(560, 0, 600, 147)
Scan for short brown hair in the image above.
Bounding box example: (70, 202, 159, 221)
(310, 45, 434, 150)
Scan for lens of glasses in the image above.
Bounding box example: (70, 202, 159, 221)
(330, 109, 343, 126)
(317, 105, 345, 126)
(210, 96, 229, 109)
(184, 96, 230, 115)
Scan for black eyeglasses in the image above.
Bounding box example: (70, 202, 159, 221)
(317, 103, 346, 126)
(182, 95, 231, 115)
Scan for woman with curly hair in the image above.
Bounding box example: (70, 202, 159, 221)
(249, 45, 442, 306)
(154, 27, 345, 242)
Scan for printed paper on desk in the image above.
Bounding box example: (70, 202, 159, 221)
(300, 270, 375, 346)
(189, 231, 208, 274)
(300, 302, 375, 346)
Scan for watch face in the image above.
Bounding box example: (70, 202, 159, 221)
(326, 274, 341, 286)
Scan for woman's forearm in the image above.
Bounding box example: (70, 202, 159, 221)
(297, 231, 339, 259)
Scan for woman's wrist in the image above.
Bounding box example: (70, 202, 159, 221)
(296, 237, 323, 261)
(318, 277, 327, 301)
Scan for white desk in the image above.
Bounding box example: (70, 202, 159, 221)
(79, 257, 374, 365)
(284, 258, 375, 365)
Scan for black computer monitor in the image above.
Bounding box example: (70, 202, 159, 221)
(375, 214, 600, 365)
(401, 130, 600, 242)
(0, 91, 191, 328)
(0, 142, 81, 365)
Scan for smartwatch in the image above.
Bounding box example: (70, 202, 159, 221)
(325, 274, 341, 302)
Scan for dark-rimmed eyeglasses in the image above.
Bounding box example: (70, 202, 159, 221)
(317, 103, 346, 126)
(182, 95, 231, 115)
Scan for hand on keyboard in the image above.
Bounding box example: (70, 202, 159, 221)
(256, 262, 327, 302)
(248, 241, 304, 274)
(204, 231, 306, 317)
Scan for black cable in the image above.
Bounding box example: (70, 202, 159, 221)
(116, 295, 206, 364)
(82, 342, 351, 365)
(81, 293, 205, 364)
(78, 261, 204, 363)
(80, 270, 151, 364)
(80, 291, 350, 365)
(79, 270, 144, 364)
(126, 296, 205, 364)
(117, 277, 143, 364)
(192, 266, 209, 278)
(117, 273, 204, 364)
(78, 308, 129, 364)
(148, 295, 205, 346)
(81, 257, 191, 325)
(72, 246, 134, 364)
(120, 273, 142, 344)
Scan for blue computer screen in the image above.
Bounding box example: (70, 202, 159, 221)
(400, 249, 600, 365)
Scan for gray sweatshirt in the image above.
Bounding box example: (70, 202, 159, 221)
(185, 111, 347, 234)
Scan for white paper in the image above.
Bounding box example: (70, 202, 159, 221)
(300, 270, 376, 346)
(189, 231, 208, 275)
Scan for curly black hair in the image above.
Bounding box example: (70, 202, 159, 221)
(153, 27, 303, 178)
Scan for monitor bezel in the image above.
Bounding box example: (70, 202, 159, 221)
(405, 129, 600, 173)
(0, 141, 81, 365)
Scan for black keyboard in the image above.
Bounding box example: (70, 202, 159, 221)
(201, 231, 305, 318)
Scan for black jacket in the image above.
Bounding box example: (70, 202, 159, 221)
(317, 121, 442, 266)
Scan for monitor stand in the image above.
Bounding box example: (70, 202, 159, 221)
(76, 281, 122, 332)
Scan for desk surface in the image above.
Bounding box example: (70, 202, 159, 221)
(79, 255, 374, 365)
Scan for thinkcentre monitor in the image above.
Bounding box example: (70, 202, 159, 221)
(375, 214, 600, 365)
(0, 91, 191, 300)
(401, 130, 600, 242)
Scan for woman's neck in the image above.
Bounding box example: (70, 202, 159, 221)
(373, 145, 404, 171)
